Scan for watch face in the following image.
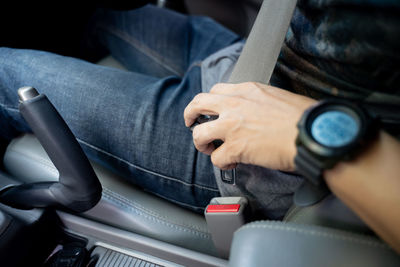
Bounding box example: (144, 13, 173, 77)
(311, 110, 360, 147)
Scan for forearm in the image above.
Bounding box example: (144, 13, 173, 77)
(324, 131, 400, 253)
(184, 83, 400, 253)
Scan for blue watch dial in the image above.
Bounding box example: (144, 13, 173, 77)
(311, 111, 359, 147)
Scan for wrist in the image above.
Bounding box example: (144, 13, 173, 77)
(324, 131, 385, 193)
(285, 101, 316, 172)
(293, 100, 378, 205)
(285, 138, 297, 172)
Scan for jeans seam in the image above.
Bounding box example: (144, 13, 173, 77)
(77, 138, 219, 192)
(5, 148, 59, 176)
(98, 24, 183, 76)
(0, 99, 218, 192)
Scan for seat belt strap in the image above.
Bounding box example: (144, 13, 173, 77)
(215, 0, 298, 196)
(229, 0, 297, 84)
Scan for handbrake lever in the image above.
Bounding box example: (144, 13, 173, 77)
(0, 87, 102, 213)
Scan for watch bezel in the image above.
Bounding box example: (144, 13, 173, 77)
(297, 100, 371, 159)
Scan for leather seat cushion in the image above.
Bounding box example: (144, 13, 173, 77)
(229, 221, 400, 267)
(3, 134, 217, 256)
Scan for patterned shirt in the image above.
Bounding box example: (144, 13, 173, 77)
(279, 0, 400, 135)
(201, 0, 400, 219)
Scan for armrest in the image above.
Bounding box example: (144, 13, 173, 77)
(229, 221, 400, 267)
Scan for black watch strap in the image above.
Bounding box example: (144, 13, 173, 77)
(294, 146, 325, 186)
(293, 100, 379, 206)
(294, 146, 331, 206)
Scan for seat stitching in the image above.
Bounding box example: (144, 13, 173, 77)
(104, 191, 208, 235)
(149, 190, 207, 210)
(238, 222, 389, 249)
(103, 188, 207, 232)
(103, 193, 210, 239)
(77, 138, 219, 192)
(5, 148, 209, 236)
(5, 148, 59, 176)
(6, 138, 211, 232)
(283, 206, 302, 221)
(103, 188, 204, 225)
(285, 200, 325, 223)
(291, 201, 326, 224)
(292, 208, 312, 223)
(101, 192, 211, 239)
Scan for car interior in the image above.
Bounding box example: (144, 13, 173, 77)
(0, 0, 399, 266)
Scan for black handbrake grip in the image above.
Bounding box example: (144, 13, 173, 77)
(190, 115, 223, 148)
(0, 87, 102, 213)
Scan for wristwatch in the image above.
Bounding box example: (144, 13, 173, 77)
(294, 99, 378, 205)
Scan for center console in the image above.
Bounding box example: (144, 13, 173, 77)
(0, 87, 226, 266)
(0, 183, 226, 267)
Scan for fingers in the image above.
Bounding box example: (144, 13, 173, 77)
(185, 82, 265, 127)
(184, 93, 225, 127)
(224, 163, 238, 170)
(192, 120, 225, 155)
(211, 144, 239, 170)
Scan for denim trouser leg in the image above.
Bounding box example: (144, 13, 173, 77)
(0, 7, 240, 212)
(87, 5, 241, 78)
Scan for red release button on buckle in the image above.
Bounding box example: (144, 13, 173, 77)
(206, 204, 240, 213)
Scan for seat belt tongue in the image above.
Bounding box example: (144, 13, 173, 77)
(204, 197, 249, 259)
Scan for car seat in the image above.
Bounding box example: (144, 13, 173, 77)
(1, 1, 400, 266)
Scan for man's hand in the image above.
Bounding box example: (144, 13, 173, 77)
(184, 82, 316, 171)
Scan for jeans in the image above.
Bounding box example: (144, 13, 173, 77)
(0, 5, 241, 212)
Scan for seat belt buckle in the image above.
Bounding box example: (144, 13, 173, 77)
(204, 197, 249, 259)
(220, 169, 236, 184)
